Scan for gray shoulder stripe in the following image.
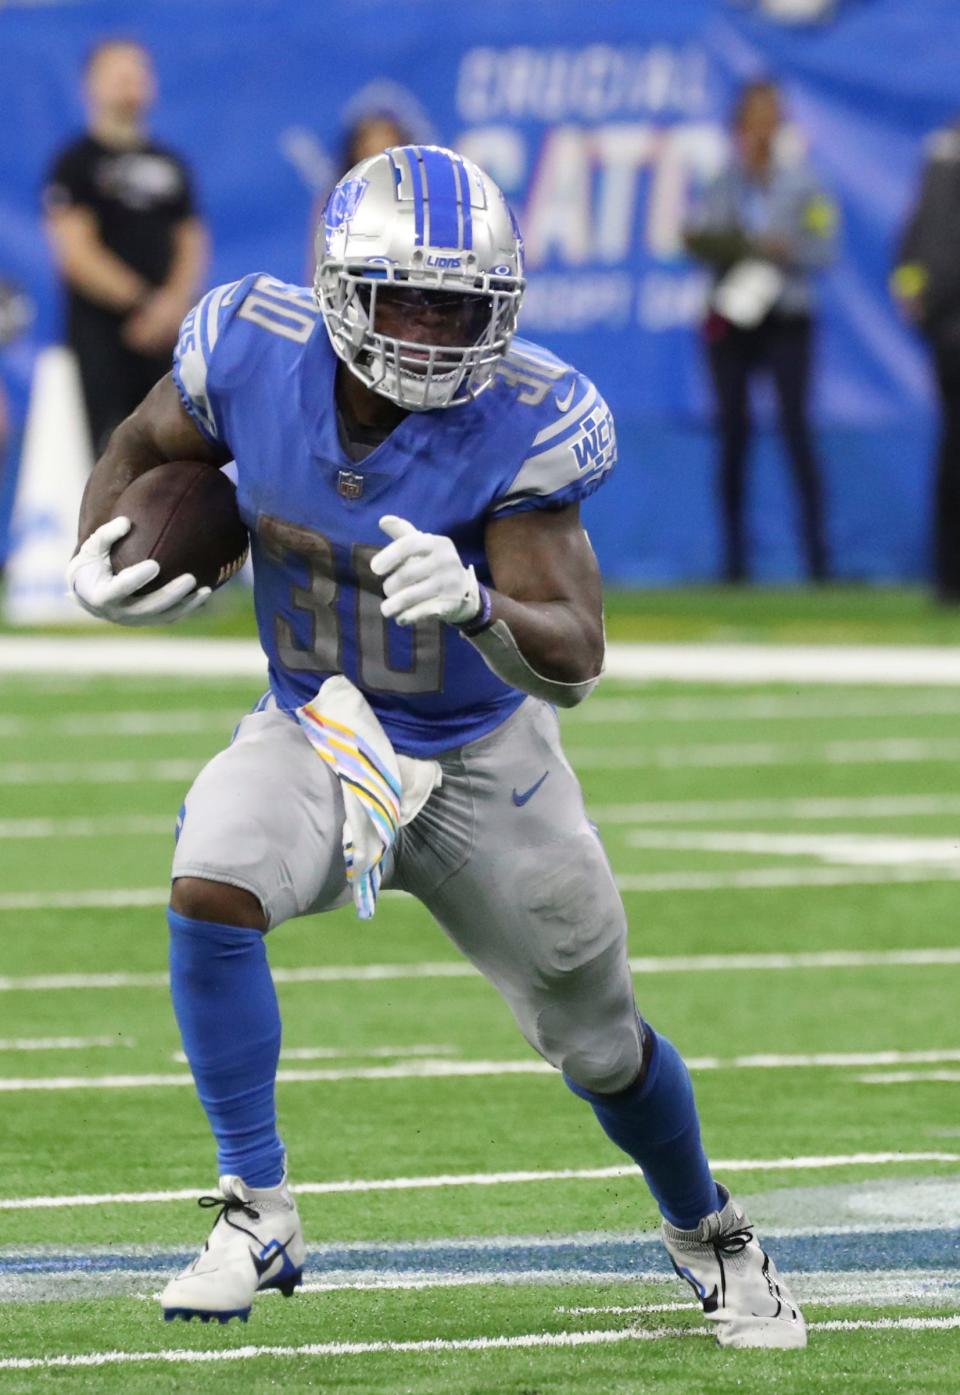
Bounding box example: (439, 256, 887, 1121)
(203, 282, 234, 355)
(494, 434, 593, 506)
(531, 383, 598, 449)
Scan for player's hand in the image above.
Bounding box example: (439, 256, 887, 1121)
(371, 515, 481, 627)
(66, 516, 212, 627)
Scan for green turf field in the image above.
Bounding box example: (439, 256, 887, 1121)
(0, 660, 958, 1391)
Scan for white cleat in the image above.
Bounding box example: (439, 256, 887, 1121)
(662, 1184, 807, 1349)
(160, 1173, 305, 1324)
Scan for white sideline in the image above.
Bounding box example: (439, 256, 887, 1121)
(1, 1314, 958, 1370)
(7, 1048, 960, 1093)
(2, 945, 960, 993)
(0, 1152, 955, 1212)
(5, 636, 960, 685)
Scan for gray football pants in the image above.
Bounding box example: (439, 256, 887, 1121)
(172, 697, 642, 1094)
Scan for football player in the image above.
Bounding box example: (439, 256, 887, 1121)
(68, 146, 806, 1348)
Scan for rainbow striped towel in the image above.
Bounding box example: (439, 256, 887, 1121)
(295, 676, 405, 920)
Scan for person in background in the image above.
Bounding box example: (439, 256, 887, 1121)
(893, 120, 960, 605)
(340, 113, 413, 177)
(0, 279, 34, 578)
(44, 38, 207, 456)
(304, 110, 413, 282)
(685, 79, 837, 584)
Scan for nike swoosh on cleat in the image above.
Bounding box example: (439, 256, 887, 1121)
(512, 771, 549, 807)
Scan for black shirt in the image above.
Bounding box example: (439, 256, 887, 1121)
(44, 134, 197, 337)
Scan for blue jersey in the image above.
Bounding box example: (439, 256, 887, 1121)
(173, 272, 617, 756)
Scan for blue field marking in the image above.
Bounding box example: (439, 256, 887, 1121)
(2, 1228, 959, 1281)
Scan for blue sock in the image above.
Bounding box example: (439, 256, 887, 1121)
(168, 909, 285, 1188)
(566, 1024, 721, 1229)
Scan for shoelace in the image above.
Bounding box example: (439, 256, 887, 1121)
(198, 1193, 259, 1225)
(713, 1225, 754, 1257)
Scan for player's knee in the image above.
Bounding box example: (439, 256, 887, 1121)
(556, 1026, 642, 1095)
(170, 877, 267, 931)
(534, 990, 642, 1094)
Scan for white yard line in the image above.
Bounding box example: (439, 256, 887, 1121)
(858, 1071, 960, 1085)
(172, 1045, 459, 1064)
(567, 737, 960, 768)
(8, 864, 960, 913)
(6, 797, 959, 841)
(560, 1270, 960, 1313)
(623, 829, 960, 866)
(0, 816, 172, 840)
(4, 694, 958, 737)
(0, 1153, 956, 1212)
(573, 692, 960, 722)
(9, 1049, 960, 1093)
(591, 794, 960, 823)
(0, 889, 171, 912)
(2, 946, 959, 994)
(0, 760, 197, 786)
(0, 1036, 132, 1053)
(0, 1062, 552, 1092)
(617, 866, 960, 892)
(0, 710, 230, 738)
(1, 1314, 959, 1370)
(9, 736, 959, 786)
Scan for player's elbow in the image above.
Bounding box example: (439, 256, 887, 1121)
(545, 625, 604, 706)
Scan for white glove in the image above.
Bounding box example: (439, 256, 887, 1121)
(370, 515, 481, 627)
(66, 516, 212, 627)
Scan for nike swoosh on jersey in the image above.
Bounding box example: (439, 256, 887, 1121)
(512, 771, 550, 807)
(554, 381, 577, 413)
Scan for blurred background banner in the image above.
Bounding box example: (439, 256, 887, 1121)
(1, 0, 957, 582)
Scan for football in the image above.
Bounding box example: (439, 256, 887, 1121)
(109, 460, 249, 594)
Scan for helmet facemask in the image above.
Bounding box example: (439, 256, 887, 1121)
(316, 262, 523, 411)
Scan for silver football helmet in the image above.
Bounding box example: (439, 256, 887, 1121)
(315, 145, 525, 411)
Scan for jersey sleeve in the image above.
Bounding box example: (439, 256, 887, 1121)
(172, 277, 251, 446)
(490, 372, 618, 517)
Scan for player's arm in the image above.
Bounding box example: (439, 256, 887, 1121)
(78, 372, 226, 540)
(69, 374, 227, 626)
(477, 504, 604, 691)
(371, 505, 604, 708)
